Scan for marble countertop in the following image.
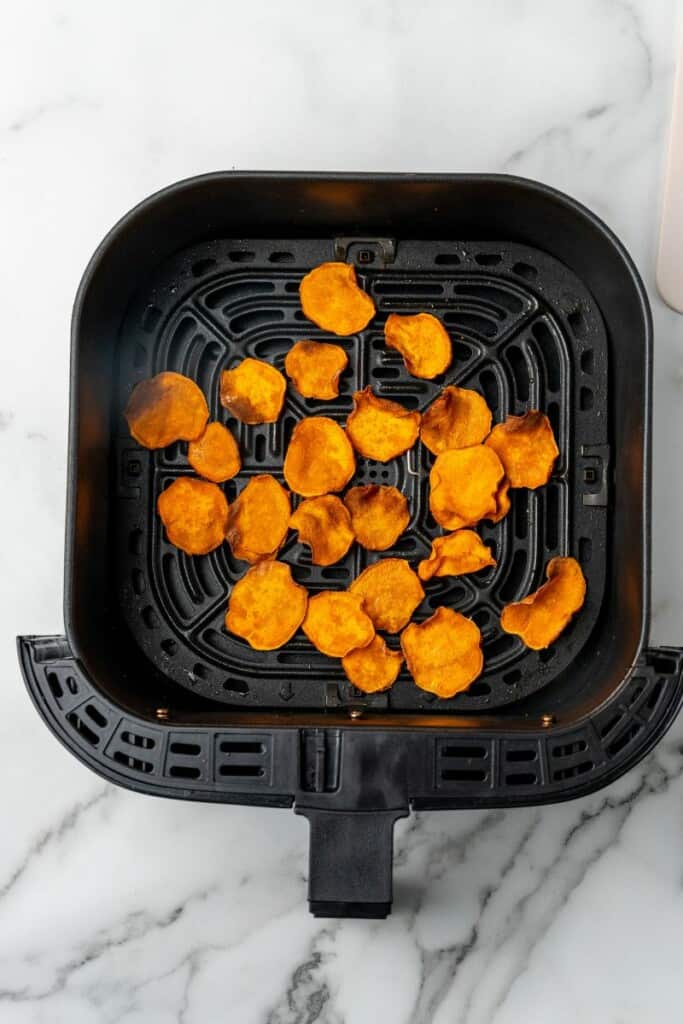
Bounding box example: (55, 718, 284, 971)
(4, 1, 683, 1021)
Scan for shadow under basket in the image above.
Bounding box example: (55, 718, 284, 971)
(19, 172, 683, 918)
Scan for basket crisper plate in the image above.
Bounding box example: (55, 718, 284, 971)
(114, 238, 609, 712)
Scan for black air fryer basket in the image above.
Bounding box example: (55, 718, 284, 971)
(19, 173, 683, 918)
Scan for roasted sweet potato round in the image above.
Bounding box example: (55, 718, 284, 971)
(346, 387, 421, 462)
(500, 555, 586, 650)
(343, 485, 410, 551)
(219, 357, 286, 424)
(285, 340, 349, 400)
(485, 410, 559, 489)
(225, 474, 291, 563)
(157, 477, 228, 555)
(299, 262, 375, 335)
(289, 495, 355, 566)
(420, 386, 492, 455)
(188, 421, 241, 483)
(350, 558, 425, 633)
(487, 478, 511, 524)
(283, 416, 356, 497)
(429, 445, 504, 530)
(342, 636, 404, 693)
(418, 530, 496, 581)
(401, 606, 483, 698)
(302, 591, 375, 657)
(225, 561, 308, 650)
(384, 312, 452, 379)
(125, 371, 209, 449)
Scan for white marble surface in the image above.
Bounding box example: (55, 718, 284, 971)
(3, 1, 683, 1021)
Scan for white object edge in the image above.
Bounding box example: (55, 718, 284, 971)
(658, 34, 683, 312)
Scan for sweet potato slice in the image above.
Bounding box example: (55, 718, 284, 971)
(342, 636, 403, 693)
(289, 495, 355, 566)
(225, 474, 291, 563)
(420, 386, 492, 455)
(401, 607, 483, 698)
(125, 371, 209, 449)
(343, 485, 409, 551)
(285, 340, 349, 400)
(188, 421, 241, 483)
(219, 358, 286, 425)
(346, 387, 421, 461)
(429, 445, 504, 529)
(350, 558, 425, 633)
(418, 530, 496, 581)
(283, 416, 356, 497)
(299, 262, 375, 335)
(225, 561, 308, 650)
(487, 478, 511, 524)
(302, 591, 375, 657)
(384, 312, 452, 379)
(500, 555, 586, 650)
(485, 410, 559, 489)
(157, 477, 228, 555)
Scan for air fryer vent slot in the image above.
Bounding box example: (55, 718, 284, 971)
(215, 734, 271, 785)
(436, 739, 491, 789)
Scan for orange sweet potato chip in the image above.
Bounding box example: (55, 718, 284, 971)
(289, 495, 355, 566)
(302, 591, 375, 657)
(485, 410, 559, 489)
(384, 312, 452, 379)
(346, 387, 421, 462)
(225, 474, 291, 563)
(418, 530, 496, 581)
(285, 340, 349, 400)
(219, 357, 286, 425)
(344, 485, 410, 551)
(420, 386, 492, 455)
(225, 561, 308, 650)
(401, 606, 484, 698)
(283, 416, 356, 497)
(125, 371, 209, 449)
(487, 478, 511, 524)
(500, 555, 586, 650)
(299, 262, 375, 335)
(188, 421, 241, 483)
(342, 636, 404, 693)
(350, 558, 425, 633)
(429, 445, 504, 530)
(157, 477, 228, 555)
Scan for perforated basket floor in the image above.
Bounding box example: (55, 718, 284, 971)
(115, 238, 609, 712)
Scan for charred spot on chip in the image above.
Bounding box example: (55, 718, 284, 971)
(384, 312, 452, 379)
(485, 410, 559, 489)
(219, 357, 286, 425)
(283, 416, 356, 497)
(285, 340, 349, 400)
(500, 555, 586, 650)
(418, 530, 496, 581)
(299, 262, 375, 335)
(429, 445, 504, 529)
(350, 558, 425, 633)
(346, 387, 421, 462)
(289, 495, 355, 566)
(225, 561, 308, 651)
(420, 385, 492, 455)
(225, 474, 291, 564)
(342, 635, 404, 693)
(125, 371, 209, 449)
(401, 606, 484, 698)
(157, 477, 228, 556)
(188, 421, 241, 483)
(343, 485, 410, 551)
(302, 591, 375, 657)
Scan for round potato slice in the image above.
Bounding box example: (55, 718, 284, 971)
(283, 416, 356, 497)
(289, 495, 355, 566)
(350, 559, 425, 633)
(225, 561, 308, 651)
(219, 357, 286, 424)
(429, 445, 504, 530)
(487, 478, 511, 524)
(346, 387, 421, 462)
(384, 312, 452, 379)
(125, 371, 209, 449)
(157, 477, 228, 555)
(302, 591, 375, 657)
(342, 636, 404, 693)
(401, 607, 484, 698)
(285, 340, 349, 400)
(500, 555, 586, 650)
(420, 386, 492, 455)
(188, 421, 241, 483)
(225, 474, 291, 563)
(485, 410, 559, 489)
(344, 485, 410, 551)
(418, 530, 496, 581)
(299, 262, 375, 335)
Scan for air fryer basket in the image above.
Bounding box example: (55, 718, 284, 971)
(19, 173, 683, 918)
